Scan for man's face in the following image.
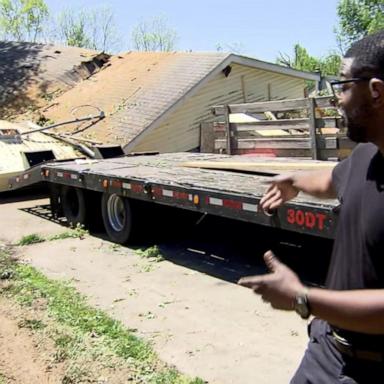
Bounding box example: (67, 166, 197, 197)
(337, 58, 374, 143)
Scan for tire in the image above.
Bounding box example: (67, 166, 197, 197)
(101, 193, 133, 244)
(61, 186, 87, 227)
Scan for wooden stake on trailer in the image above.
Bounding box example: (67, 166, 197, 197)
(307, 97, 319, 160)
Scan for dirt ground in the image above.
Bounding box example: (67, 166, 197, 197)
(0, 195, 311, 384)
(0, 298, 65, 384)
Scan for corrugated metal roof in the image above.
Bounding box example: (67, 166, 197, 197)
(0, 41, 103, 118)
(38, 51, 319, 150)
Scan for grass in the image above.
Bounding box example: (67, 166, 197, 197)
(0, 245, 204, 384)
(135, 245, 164, 262)
(18, 318, 46, 330)
(48, 224, 88, 241)
(16, 224, 89, 246)
(17, 233, 45, 246)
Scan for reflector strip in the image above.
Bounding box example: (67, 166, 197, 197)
(174, 191, 190, 200)
(131, 184, 143, 193)
(223, 199, 242, 209)
(162, 189, 173, 197)
(122, 182, 131, 190)
(208, 197, 223, 206)
(111, 180, 122, 188)
(242, 203, 258, 212)
(152, 186, 162, 196)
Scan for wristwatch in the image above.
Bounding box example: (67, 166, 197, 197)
(294, 288, 311, 319)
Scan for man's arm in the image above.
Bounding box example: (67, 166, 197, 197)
(260, 168, 336, 211)
(308, 288, 384, 334)
(239, 252, 384, 334)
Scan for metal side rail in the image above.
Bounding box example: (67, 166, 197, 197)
(6, 158, 86, 192)
(39, 154, 340, 239)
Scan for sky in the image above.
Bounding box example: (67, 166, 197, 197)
(44, 0, 340, 64)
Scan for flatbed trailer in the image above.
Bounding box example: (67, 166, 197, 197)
(6, 152, 339, 243)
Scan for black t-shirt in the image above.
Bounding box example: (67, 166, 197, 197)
(327, 143, 384, 290)
(326, 143, 384, 344)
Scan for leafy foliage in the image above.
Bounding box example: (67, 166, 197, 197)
(277, 44, 341, 76)
(17, 233, 45, 246)
(336, 0, 384, 52)
(0, 0, 48, 42)
(48, 224, 89, 241)
(135, 245, 164, 262)
(131, 15, 177, 51)
(53, 6, 120, 52)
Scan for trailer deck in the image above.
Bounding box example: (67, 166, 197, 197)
(7, 152, 339, 239)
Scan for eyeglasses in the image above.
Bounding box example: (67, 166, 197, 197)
(329, 78, 371, 97)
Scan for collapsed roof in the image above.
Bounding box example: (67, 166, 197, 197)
(36, 51, 320, 150)
(0, 41, 109, 119)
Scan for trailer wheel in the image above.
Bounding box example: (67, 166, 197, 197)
(101, 193, 132, 244)
(61, 186, 86, 226)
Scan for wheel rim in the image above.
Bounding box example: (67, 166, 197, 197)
(107, 194, 126, 232)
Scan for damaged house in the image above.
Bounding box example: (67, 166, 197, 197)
(1, 43, 320, 154)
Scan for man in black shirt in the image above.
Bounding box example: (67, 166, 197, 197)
(239, 30, 384, 383)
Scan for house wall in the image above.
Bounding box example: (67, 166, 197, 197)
(130, 63, 307, 153)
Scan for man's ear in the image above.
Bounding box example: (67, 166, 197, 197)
(369, 79, 384, 106)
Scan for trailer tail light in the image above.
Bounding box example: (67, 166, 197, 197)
(193, 195, 199, 205)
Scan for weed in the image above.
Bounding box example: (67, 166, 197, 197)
(35, 115, 55, 127)
(109, 243, 122, 252)
(62, 363, 90, 384)
(17, 233, 45, 246)
(139, 311, 156, 320)
(127, 289, 138, 297)
(48, 224, 89, 241)
(135, 245, 164, 262)
(139, 263, 155, 273)
(18, 318, 46, 330)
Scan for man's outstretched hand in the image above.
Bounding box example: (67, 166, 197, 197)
(260, 174, 299, 212)
(238, 251, 305, 310)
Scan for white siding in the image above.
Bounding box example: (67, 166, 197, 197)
(131, 64, 306, 153)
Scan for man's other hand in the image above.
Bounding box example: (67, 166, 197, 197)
(238, 251, 304, 310)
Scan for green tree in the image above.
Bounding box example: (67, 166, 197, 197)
(87, 6, 120, 52)
(277, 44, 341, 76)
(56, 8, 90, 48)
(51, 6, 120, 52)
(0, 0, 48, 42)
(131, 16, 177, 51)
(336, 0, 384, 52)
